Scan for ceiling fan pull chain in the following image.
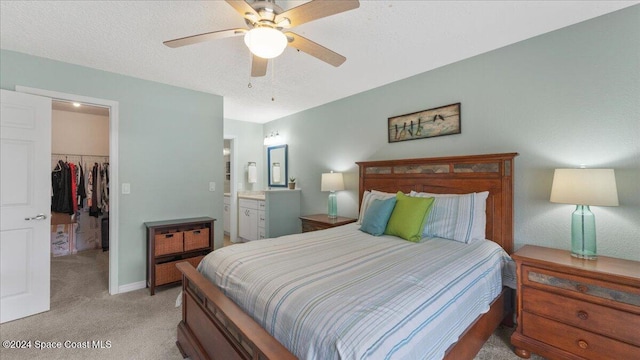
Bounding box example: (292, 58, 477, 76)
(271, 58, 275, 101)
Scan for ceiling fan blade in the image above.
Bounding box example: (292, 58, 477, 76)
(275, 0, 359, 28)
(225, 0, 259, 21)
(164, 28, 246, 48)
(251, 55, 268, 77)
(285, 32, 346, 67)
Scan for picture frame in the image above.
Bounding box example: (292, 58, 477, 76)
(388, 102, 461, 143)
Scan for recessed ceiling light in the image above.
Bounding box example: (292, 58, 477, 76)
(72, 102, 81, 107)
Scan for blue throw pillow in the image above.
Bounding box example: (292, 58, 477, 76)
(360, 197, 397, 236)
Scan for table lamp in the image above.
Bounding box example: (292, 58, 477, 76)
(550, 168, 619, 259)
(321, 172, 344, 219)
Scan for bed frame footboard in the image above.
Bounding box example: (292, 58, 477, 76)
(443, 288, 511, 359)
(176, 262, 296, 360)
(176, 261, 511, 360)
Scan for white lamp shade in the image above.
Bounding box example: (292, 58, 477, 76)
(321, 172, 344, 192)
(550, 168, 619, 206)
(244, 28, 287, 59)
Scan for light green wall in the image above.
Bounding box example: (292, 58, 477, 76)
(0, 50, 225, 286)
(264, 6, 640, 260)
(224, 118, 265, 191)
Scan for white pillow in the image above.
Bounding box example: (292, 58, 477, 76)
(357, 190, 396, 224)
(409, 191, 489, 243)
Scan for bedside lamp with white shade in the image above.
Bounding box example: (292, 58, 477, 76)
(321, 171, 344, 219)
(550, 168, 619, 259)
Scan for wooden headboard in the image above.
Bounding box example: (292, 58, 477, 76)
(356, 153, 518, 254)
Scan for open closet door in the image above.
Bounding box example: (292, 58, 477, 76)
(0, 89, 52, 323)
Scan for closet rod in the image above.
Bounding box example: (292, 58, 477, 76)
(52, 152, 109, 157)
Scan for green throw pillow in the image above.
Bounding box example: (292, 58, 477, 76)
(385, 192, 435, 242)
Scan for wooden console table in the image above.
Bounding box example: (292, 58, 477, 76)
(145, 217, 215, 295)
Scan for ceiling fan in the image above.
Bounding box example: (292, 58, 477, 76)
(164, 0, 360, 77)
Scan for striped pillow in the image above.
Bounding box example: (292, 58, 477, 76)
(410, 191, 489, 243)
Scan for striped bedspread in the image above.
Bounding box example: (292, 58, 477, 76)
(198, 224, 516, 360)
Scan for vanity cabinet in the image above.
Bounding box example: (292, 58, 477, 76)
(239, 198, 262, 240)
(238, 190, 301, 241)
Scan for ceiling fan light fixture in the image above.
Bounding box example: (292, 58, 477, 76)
(244, 27, 287, 59)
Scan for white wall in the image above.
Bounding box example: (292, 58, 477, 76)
(263, 6, 640, 261)
(52, 110, 109, 155)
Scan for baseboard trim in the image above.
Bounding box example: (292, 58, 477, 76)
(118, 281, 146, 294)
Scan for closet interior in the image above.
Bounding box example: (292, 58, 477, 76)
(50, 101, 110, 259)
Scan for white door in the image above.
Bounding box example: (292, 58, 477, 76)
(0, 89, 52, 323)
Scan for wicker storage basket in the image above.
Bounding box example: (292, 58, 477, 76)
(155, 255, 205, 286)
(154, 231, 184, 256)
(184, 228, 210, 251)
(155, 260, 182, 286)
(186, 255, 205, 269)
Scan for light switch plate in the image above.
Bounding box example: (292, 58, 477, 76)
(209, 182, 216, 192)
(122, 183, 131, 194)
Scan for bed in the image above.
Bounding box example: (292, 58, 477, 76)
(176, 152, 518, 360)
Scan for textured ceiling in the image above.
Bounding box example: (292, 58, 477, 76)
(1, 1, 635, 123)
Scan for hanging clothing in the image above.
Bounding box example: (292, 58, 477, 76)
(51, 160, 73, 214)
(76, 163, 86, 209)
(86, 162, 94, 208)
(69, 163, 78, 214)
(101, 163, 109, 213)
(90, 163, 100, 217)
(51, 161, 64, 212)
(52, 156, 108, 218)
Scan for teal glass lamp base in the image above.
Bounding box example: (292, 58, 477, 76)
(328, 191, 337, 219)
(571, 205, 597, 260)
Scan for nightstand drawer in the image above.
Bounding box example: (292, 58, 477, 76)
(302, 222, 327, 232)
(522, 265, 640, 309)
(299, 215, 357, 233)
(512, 246, 640, 360)
(522, 312, 640, 360)
(522, 286, 640, 346)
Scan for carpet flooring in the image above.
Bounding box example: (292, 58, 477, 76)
(0, 248, 543, 360)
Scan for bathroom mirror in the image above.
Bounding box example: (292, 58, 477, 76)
(267, 145, 288, 188)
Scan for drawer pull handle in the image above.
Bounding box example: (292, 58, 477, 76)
(577, 311, 589, 320)
(193, 230, 201, 234)
(165, 234, 174, 238)
(576, 284, 588, 293)
(577, 340, 589, 349)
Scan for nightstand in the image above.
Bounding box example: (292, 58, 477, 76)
(299, 214, 356, 233)
(510, 245, 640, 359)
